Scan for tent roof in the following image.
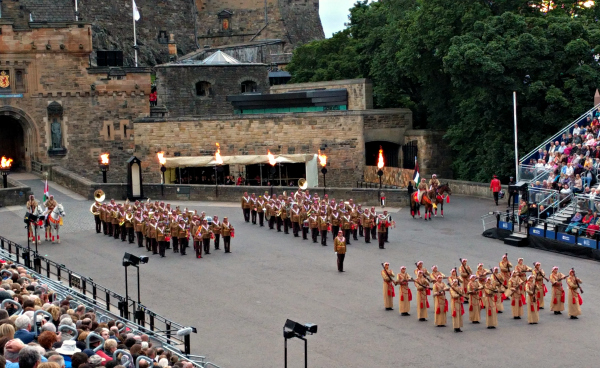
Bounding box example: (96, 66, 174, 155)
(201, 50, 242, 65)
(164, 153, 316, 168)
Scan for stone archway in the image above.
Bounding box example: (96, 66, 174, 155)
(0, 106, 39, 172)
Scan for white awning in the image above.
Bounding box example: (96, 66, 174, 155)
(164, 154, 315, 168)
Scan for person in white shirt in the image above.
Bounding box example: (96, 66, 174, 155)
(549, 141, 557, 154)
(572, 124, 581, 136)
(565, 163, 574, 177)
(558, 142, 566, 154)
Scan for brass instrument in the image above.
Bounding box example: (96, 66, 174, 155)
(94, 189, 106, 203)
(298, 178, 308, 190)
(90, 203, 101, 216)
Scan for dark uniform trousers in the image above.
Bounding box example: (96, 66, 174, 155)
(243, 208, 251, 222)
(172, 237, 179, 253)
(321, 230, 328, 246)
(179, 238, 188, 255)
(194, 240, 202, 258)
(214, 234, 221, 250)
(364, 227, 371, 243)
(353, 228, 358, 241)
(302, 224, 308, 240)
(331, 226, 339, 241)
(145, 236, 151, 251)
(284, 219, 290, 234)
(158, 241, 167, 257)
(224, 236, 231, 253)
(251, 210, 257, 224)
(203, 238, 211, 254)
(120, 225, 127, 241)
(311, 228, 318, 243)
(292, 222, 300, 237)
(268, 215, 275, 229)
(344, 229, 352, 245)
(337, 254, 345, 272)
(113, 224, 120, 239)
(378, 232, 386, 249)
(358, 224, 363, 237)
(371, 226, 377, 240)
(259, 212, 265, 226)
(151, 239, 158, 254)
(128, 228, 135, 243)
(107, 222, 113, 237)
(276, 217, 283, 232)
(102, 221, 108, 235)
(94, 215, 101, 233)
(136, 231, 144, 247)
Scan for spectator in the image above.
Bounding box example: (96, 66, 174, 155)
(13, 315, 35, 344)
(558, 141, 566, 154)
(57, 341, 81, 368)
(38, 331, 58, 350)
(4, 339, 25, 364)
(565, 212, 583, 233)
(70, 353, 88, 368)
(0, 324, 14, 339)
(48, 355, 65, 368)
(573, 174, 583, 194)
(489, 175, 501, 206)
(518, 199, 529, 224)
(549, 141, 557, 154)
(18, 347, 41, 368)
(573, 123, 581, 135)
(39, 364, 60, 368)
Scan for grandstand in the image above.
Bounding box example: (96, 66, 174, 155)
(484, 102, 600, 256)
(0, 235, 221, 368)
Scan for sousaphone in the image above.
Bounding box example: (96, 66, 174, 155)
(94, 189, 106, 203)
(298, 178, 308, 190)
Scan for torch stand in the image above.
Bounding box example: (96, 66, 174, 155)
(161, 165, 167, 196)
(377, 169, 383, 204)
(1, 170, 8, 189)
(321, 167, 327, 196)
(100, 164, 109, 183)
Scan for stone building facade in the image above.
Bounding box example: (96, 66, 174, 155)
(156, 62, 269, 116)
(0, 18, 151, 182)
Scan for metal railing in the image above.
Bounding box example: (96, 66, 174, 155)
(520, 103, 600, 165)
(0, 236, 196, 355)
(0, 247, 220, 368)
(518, 164, 537, 182)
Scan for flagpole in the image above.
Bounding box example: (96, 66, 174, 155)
(513, 91, 519, 182)
(132, 0, 138, 67)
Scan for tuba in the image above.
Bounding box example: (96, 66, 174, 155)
(298, 178, 308, 190)
(94, 189, 106, 203)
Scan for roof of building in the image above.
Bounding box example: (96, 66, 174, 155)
(158, 50, 266, 67)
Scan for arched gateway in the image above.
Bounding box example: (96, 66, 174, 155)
(0, 106, 39, 171)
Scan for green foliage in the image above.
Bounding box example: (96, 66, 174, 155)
(287, 0, 600, 181)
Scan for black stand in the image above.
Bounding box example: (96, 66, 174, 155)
(321, 167, 327, 196)
(284, 335, 307, 368)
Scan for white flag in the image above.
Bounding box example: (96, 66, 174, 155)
(132, 0, 141, 21)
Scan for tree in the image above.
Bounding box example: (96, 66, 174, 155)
(286, 0, 600, 180)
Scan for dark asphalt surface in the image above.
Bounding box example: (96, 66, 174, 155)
(1, 177, 599, 367)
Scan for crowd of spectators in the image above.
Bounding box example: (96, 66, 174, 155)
(517, 110, 600, 237)
(0, 262, 196, 368)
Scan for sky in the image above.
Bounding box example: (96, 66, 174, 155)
(320, 0, 373, 38)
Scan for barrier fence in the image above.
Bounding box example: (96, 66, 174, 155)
(0, 235, 197, 356)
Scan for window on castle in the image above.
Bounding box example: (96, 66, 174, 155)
(196, 81, 212, 97)
(15, 70, 25, 92)
(241, 80, 257, 93)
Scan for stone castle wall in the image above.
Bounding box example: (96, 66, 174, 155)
(133, 111, 367, 187)
(0, 23, 152, 182)
(155, 64, 269, 116)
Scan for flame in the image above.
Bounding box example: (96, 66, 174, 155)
(318, 150, 327, 167)
(267, 150, 276, 166)
(0, 157, 13, 169)
(100, 153, 109, 165)
(215, 143, 223, 165)
(582, 0, 594, 7)
(157, 151, 166, 165)
(377, 147, 384, 169)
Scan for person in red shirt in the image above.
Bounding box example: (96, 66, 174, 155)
(490, 175, 502, 206)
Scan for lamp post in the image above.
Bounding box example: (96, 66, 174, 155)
(377, 146, 385, 202)
(268, 150, 276, 197)
(318, 150, 327, 196)
(123, 253, 149, 324)
(99, 153, 110, 183)
(157, 152, 167, 196)
(1, 156, 13, 188)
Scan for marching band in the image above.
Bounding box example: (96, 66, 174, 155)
(240, 189, 396, 250)
(91, 190, 234, 258)
(381, 254, 584, 332)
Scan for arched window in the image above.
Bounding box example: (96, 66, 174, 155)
(195, 81, 212, 97)
(241, 80, 257, 93)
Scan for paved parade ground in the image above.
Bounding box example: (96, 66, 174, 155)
(1, 175, 599, 367)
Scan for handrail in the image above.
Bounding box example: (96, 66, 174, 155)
(136, 356, 154, 368)
(520, 103, 600, 164)
(57, 325, 78, 340)
(1, 299, 22, 315)
(86, 332, 104, 350)
(33, 310, 52, 336)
